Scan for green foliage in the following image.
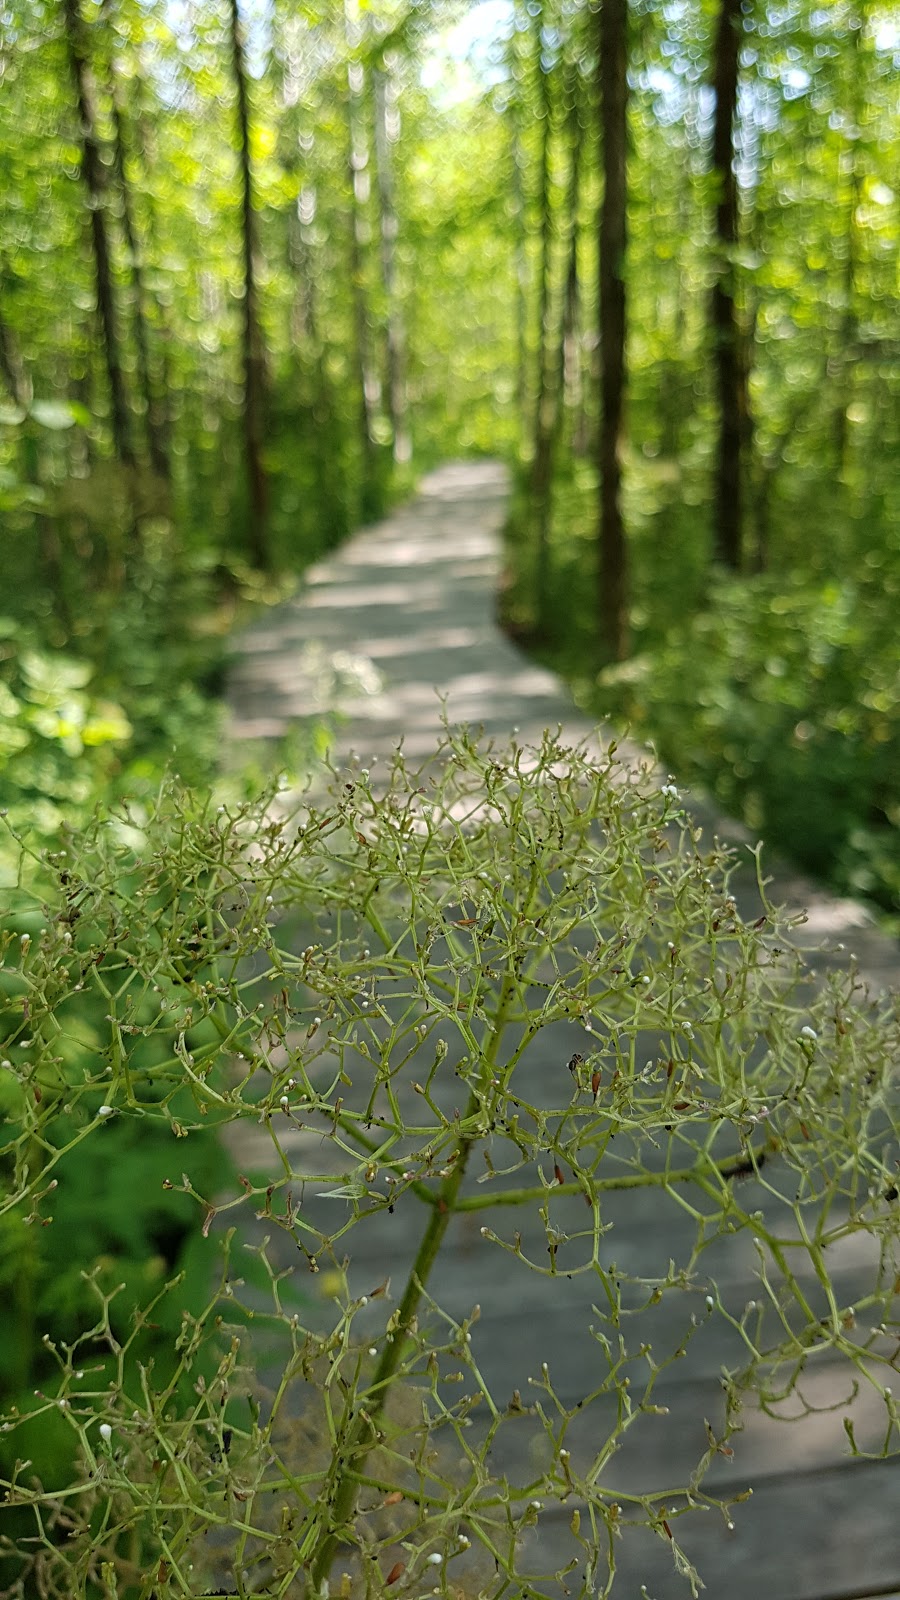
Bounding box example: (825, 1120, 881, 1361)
(598, 569, 900, 918)
(0, 822, 229, 1528)
(1, 731, 897, 1597)
(0, 620, 132, 839)
(502, 0, 899, 916)
(504, 458, 900, 923)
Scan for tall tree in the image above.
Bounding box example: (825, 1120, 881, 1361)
(0, 294, 31, 415)
(228, 0, 270, 568)
(102, 0, 169, 482)
(344, 0, 382, 520)
(831, 13, 863, 477)
(62, 0, 135, 471)
(373, 58, 410, 466)
(0, 278, 68, 618)
(530, 57, 583, 628)
(597, 0, 629, 661)
(528, 9, 557, 627)
(510, 96, 529, 430)
(561, 69, 587, 458)
(710, 0, 747, 569)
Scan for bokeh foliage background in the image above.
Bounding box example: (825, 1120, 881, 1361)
(0, 0, 898, 1579)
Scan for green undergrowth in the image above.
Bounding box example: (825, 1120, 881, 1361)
(502, 461, 900, 927)
(0, 519, 351, 1573)
(1, 728, 897, 1597)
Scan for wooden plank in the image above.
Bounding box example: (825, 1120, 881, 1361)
(501, 1458, 900, 1600)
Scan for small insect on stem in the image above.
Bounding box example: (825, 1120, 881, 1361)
(591, 1070, 601, 1097)
(385, 1561, 405, 1585)
(554, 1163, 565, 1186)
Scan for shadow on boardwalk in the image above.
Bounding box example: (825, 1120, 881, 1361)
(227, 461, 899, 1600)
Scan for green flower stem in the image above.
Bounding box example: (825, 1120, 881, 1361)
(306, 1103, 478, 1586)
(452, 1144, 769, 1211)
(306, 942, 527, 1588)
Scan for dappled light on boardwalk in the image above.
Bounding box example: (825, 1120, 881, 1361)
(230, 461, 576, 759)
(229, 463, 898, 995)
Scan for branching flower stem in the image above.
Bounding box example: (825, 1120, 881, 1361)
(306, 932, 525, 1585)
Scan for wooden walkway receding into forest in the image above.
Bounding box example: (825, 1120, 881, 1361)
(227, 462, 900, 1600)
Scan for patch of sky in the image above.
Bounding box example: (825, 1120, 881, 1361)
(421, 0, 513, 103)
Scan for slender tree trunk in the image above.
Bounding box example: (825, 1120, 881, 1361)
(228, 0, 270, 569)
(529, 16, 556, 626)
(373, 62, 410, 466)
(710, 0, 747, 570)
(597, 0, 629, 662)
(288, 186, 315, 349)
(288, 183, 347, 547)
(343, 0, 379, 518)
(505, 0, 530, 435)
(102, 0, 169, 482)
(531, 62, 583, 630)
(345, 0, 381, 521)
(0, 300, 30, 414)
(62, 0, 135, 470)
(561, 123, 584, 450)
(131, 62, 175, 473)
(0, 293, 70, 621)
(530, 12, 553, 443)
(831, 19, 862, 477)
(512, 116, 529, 428)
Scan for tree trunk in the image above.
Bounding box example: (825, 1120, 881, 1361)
(0, 298, 31, 414)
(130, 60, 175, 476)
(597, 0, 629, 662)
(62, 0, 135, 470)
(228, 0, 270, 569)
(373, 62, 410, 466)
(345, 0, 381, 521)
(512, 116, 529, 429)
(559, 76, 583, 449)
(531, 61, 583, 631)
(710, 0, 746, 570)
(528, 14, 556, 627)
(288, 184, 347, 548)
(0, 291, 70, 622)
(102, 0, 169, 482)
(831, 19, 862, 478)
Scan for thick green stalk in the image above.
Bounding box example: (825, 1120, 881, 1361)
(306, 964, 521, 1586)
(306, 1095, 478, 1586)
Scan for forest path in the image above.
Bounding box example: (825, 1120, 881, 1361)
(229, 458, 896, 991)
(226, 462, 899, 1600)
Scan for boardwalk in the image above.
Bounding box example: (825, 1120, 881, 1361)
(227, 463, 899, 1600)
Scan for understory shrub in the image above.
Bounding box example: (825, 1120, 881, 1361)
(1, 730, 897, 1598)
(597, 571, 900, 921)
(502, 468, 900, 923)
